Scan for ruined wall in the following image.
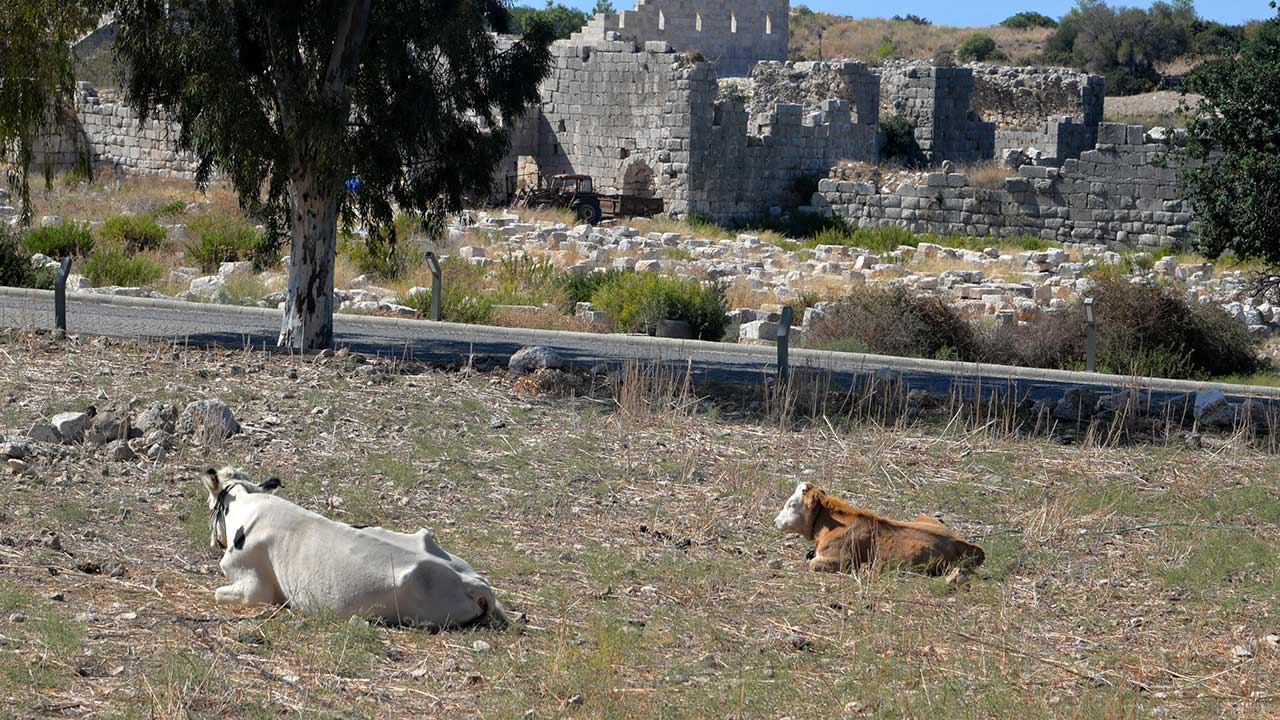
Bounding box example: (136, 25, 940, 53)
(880, 65, 993, 163)
(514, 39, 879, 222)
(530, 40, 702, 214)
(567, 0, 788, 77)
(31, 83, 198, 179)
(809, 123, 1193, 247)
(967, 64, 1104, 131)
(876, 62, 1105, 165)
(746, 60, 880, 124)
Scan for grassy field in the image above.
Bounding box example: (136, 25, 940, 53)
(0, 332, 1277, 718)
(788, 12, 1053, 63)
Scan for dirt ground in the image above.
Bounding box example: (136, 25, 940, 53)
(0, 331, 1277, 719)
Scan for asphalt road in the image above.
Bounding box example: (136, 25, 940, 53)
(3, 289, 1279, 412)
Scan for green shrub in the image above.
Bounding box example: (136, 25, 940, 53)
(874, 37, 898, 60)
(83, 248, 165, 288)
(99, 214, 167, 253)
(1, 225, 49, 288)
(21, 221, 95, 258)
(560, 268, 627, 312)
(338, 214, 428, 280)
(155, 199, 188, 217)
(491, 255, 567, 308)
(185, 214, 277, 273)
(891, 13, 930, 25)
(1000, 12, 1058, 29)
(590, 272, 726, 340)
(879, 116, 925, 168)
(804, 285, 979, 360)
(956, 34, 1000, 63)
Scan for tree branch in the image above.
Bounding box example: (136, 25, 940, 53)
(324, 0, 373, 99)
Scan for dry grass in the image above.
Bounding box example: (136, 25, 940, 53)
(788, 13, 1053, 63)
(958, 161, 1015, 189)
(27, 168, 240, 224)
(0, 333, 1277, 718)
(489, 306, 610, 333)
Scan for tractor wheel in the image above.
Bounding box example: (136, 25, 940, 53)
(574, 201, 602, 225)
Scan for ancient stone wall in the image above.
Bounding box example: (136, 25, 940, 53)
(746, 60, 880, 124)
(513, 40, 878, 222)
(529, 40, 701, 214)
(967, 64, 1104, 132)
(31, 83, 198, 179)
(809, 123, 1193, 247)
(567, 0, 788, 77)
(880, 65, 993, 163)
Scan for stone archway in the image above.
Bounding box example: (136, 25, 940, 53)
(620, 160, 656, 198)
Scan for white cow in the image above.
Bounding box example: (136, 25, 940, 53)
(203, 467, 508, 629)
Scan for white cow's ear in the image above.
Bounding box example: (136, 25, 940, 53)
(261, 477, 282, 493)
(203, 468, 220, 495)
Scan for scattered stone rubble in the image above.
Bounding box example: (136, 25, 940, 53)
(6, 398, 238, 474)
(25, 207, 1280, 343)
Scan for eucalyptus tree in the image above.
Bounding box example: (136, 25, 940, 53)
(111, 0, 552, 350)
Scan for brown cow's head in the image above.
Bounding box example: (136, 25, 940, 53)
(774, 481, 823, 539)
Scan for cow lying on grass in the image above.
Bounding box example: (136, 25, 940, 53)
(203, 467, 509, 629)
(773, 482, 985, 576)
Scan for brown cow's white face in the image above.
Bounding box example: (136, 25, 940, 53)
(773, 482, 815, 536)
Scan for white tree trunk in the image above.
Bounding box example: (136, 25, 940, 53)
(277, 177, 339, 352)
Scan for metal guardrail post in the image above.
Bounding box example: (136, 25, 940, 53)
(1084, 297, 1097, 373)
(425, 251, 442, 322)
(777, 305, 793, 384)
(54, 257, 72, 333)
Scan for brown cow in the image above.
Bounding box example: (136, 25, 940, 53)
(773, 482, 985, 575)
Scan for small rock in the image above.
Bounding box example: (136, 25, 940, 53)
(26, 422, 60, 444)
(147, 444, 168, 462)
(508, 346, 565, 377)
(6, 458, 28, 475)
(1233, 645, 1252, 658)
(48, 592, 64, 602)
(767, 558, 783, 570)
(489, 418, 506, 429)
(1, 441, 30, 459)
(471, 640, 492, 652)
(348, 615, 369, 627)
(178, 399, 240, 441)
(106, 439, 135, 462)
(50, 411, 89, 443)
(787, 632, 811, 651)
(8, 613, 26, 623)
(565, 694, 585, 707)
(41, 533, 63, 552)
(134, 403, 177, 434)
(1184, 432, 1202, 450)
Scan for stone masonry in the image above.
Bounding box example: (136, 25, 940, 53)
(567, 0, 788, 77)
(809, 123, 1193, 247)
(519, 42, 878, 221)
(31, 83, 199, 179)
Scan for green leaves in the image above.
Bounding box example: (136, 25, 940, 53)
(1181, 11, 1280, 277)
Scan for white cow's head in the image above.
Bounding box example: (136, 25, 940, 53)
(773, 481, 819, 537)
(203, 467, 281, 549)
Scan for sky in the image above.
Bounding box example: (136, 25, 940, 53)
(556, 0, 1272, 27)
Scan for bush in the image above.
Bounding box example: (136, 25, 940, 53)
(21, 221, 95, 258)
(1000, 12, 1058, 29)
(956, 34, 1000, 63)
(804, 285, 980, 361)
(891, 14, 930, 25)
(491, 255, 567, 308)
(99, 215, 167, 253)
(560, 268, 627, 312)
(1, 225, 52, 288)
(185, 214, 277, 273)
(982, 276, 1259, 379)
(879, 116, 925, 168)
(83, 248, 165, 288)
(590, 272, 727, 340)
